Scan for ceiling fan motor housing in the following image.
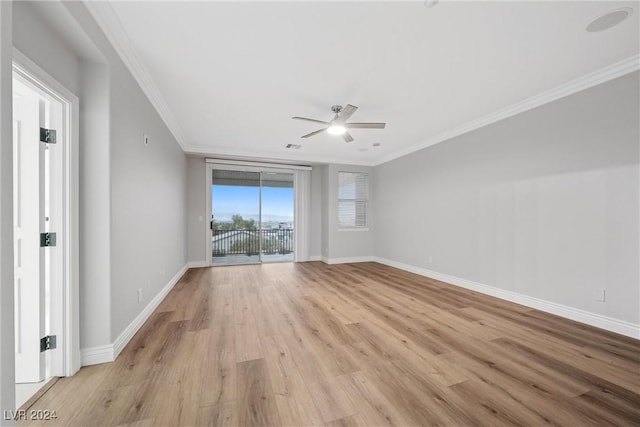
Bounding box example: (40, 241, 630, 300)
(331, 105, 343, 114)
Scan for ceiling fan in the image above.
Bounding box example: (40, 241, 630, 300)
(292, 104, 386, 143)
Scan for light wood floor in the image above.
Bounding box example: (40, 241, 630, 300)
(20, 262, 640, 426)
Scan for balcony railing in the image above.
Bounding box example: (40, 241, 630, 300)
(212, 228, 294, 257)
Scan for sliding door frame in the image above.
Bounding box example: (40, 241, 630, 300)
(205, 159, 311, 267)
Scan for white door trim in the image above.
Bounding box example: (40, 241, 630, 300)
(205, 163, 213, 266)
(12, 48, 80, 377)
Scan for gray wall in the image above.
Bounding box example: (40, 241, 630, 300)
(309, 166, 323, 259)
(320, 165, 329, 259)
(12, 2, 80, 94)
(321, 164, 374, 261)
(374, 72, 640, 325)
(108, 57, 187, 340)
(187, 156, 207, 264)
(70, 2, 188, 342)
(77, 59, 111, 349)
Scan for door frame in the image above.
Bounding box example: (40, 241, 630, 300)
(205, 159, 310, 267)
(12, 48, 80, 378)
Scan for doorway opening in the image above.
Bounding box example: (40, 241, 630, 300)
(12, 52, 80, 409)
(208, 167, 295, 265)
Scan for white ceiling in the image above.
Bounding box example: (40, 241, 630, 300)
(88, 1, 639, 165)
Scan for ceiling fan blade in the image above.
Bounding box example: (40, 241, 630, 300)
(344, 122, 386, 129)
(301, 128, 328, 138)
(342, 132, 354, 143)
(292, 116, 330, 125)
(338, 104, 358, 122)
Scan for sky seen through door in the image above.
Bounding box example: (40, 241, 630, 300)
(212, 185, 294, 224)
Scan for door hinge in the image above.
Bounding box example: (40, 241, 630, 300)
(40, 335, 57, 352)
(40, 127, 57, 144)
(40, 232, 57, 247)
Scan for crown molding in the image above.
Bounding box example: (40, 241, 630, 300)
(80, 2, 638, 167)
(83, 1, 188, 149)
(374, 54, 640, 166)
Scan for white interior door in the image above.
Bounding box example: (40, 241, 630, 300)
(12, 77, 63, 384)
(13, 81, 45, 383)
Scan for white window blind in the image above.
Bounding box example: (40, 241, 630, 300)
(338, 172, 369, 228)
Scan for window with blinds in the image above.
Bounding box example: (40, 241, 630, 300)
(338, 171, 369, 228)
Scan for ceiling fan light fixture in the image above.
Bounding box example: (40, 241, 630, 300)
(292, 104, 385, 142)
(327, 125, 346, 135)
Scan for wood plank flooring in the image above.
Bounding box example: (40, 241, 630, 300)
(19, 262, 640, 426)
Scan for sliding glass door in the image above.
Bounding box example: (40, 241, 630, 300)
(211, 170, 261, 265)
(211, 168, 294, 265)
(260, 173, 294, 263)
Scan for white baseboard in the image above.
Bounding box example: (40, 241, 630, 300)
(80, 264, 189, 366)
(79, 345, 113, 367)
(112, 265, 188, 358)
(323, 256, 375, 265)
(374, 257, 640, 339)
(308, 255, 322, 261)
(186, 260, 209, 268)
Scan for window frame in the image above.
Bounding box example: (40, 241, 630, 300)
(337, 171, 370, 230)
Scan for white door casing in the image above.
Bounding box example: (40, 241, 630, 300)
(13, 75, 66, 384)
(12, 48, 80, 382)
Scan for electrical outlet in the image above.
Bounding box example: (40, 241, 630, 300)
(137, 288, 142, 304)
(594, 289, 606, 302)
(428, 255, 433, 263)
